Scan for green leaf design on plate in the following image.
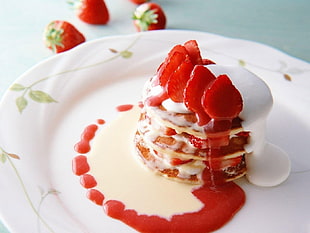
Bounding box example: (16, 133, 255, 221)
(120, 50, 133, 59)
(28, 90, 57, 103)
(0, 151, 7, 163)
(9, 35, 141, 113)
(0, 146, 56, 232)
(238, 59, 246, 67)
(16, 96, 28, 113)
(10, 83, 26, 91)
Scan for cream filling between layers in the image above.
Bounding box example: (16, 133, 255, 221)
(87, 106, 203, 219)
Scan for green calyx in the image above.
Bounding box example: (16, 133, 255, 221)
(133, 7, 158, 31)
(44, 22, 64, 52)
(67, 0, 82, 10)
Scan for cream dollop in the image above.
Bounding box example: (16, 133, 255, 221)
(206, 65, 290, 187)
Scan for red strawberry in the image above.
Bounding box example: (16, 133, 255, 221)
(44, 20, 86, 53)
(164, 127, 177, 136)
(157, 50, 187, 87)
(167, 58, 194, 102)
(202, 75, 243, 120)
(184, 65, 215, 125)
(210, 156, 243, 170)
(166, 44, 189, 58)
(236, 131, 250, 138)
(202, 58, 216, 65)
(184, 40, 203, 65)
(133, 3, 166, 31)
(129, 0, 150, 4)
(188, 135, 208, 149)
(184, 40, 216, 65)
(170, 158, 193, 166)
(70, 0, 110, 25)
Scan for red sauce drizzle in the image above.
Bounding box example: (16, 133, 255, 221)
(97, 119, 105, 125)
(87, 189, 105, 206)
(74, 124, 98, 154)
(72, 155, 90, 175)
(80, 174, 97, 188)
(104, 183, 245, 233)
(72, 106, 246, 233)
(116, 104, 134, 112)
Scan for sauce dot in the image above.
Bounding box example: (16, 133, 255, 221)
(97, 119, 105, 125)
(72, 155, 90, 176)
(116, 104, 134, 112)
(74, 124, 98, 154)
(87, 189, 104, 206)
(80, 174, 97, 188)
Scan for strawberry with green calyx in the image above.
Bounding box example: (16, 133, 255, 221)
(44, 20, 86, 53)
(133, 3, 166, 31)
(68, 0, 110, 25)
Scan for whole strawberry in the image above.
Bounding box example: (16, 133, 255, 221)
(133, 2, 167, 31)
(44, 20, 86, 53)
(69, 0, 110, 24)
(129, 0, 150, 4)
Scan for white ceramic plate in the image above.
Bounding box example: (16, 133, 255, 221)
(0, 30, 310, 233)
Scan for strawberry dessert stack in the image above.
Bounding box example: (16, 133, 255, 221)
(135, 40, 251, 186)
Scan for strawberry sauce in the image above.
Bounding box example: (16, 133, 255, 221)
(72, 105, 246, 233)
(74, 124, 99, 154)
(116, 104, 134, 112)
(104, 183, 244, 233)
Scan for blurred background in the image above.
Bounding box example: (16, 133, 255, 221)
(0, 0, 309, 98)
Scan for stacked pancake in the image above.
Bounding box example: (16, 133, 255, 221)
(134, 40, 250, 186)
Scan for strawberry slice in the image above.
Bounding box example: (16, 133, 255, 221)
(202, 75, 243, 120)
(210, 156, 243, 170)
(184, 40, 203, 65)
(167, 44, 188, 57)
(170, 158, 193, 166)
(202, 58, 216, 65)
(189, 135, 208, 149)
(164, 127, 177, 136)
(157, 50, 187, 87)
(157, 45, 188, 85)
(167, 58, 194, 102)
(184, 65, 215, 125)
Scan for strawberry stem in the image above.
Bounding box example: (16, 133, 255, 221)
(44, 22, 64, 53)
(133, 7, 158, 31)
